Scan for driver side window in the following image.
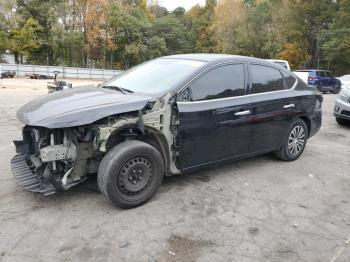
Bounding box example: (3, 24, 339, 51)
(182, 64, 245, 102)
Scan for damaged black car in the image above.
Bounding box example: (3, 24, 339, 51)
(11, 54, 322, 208)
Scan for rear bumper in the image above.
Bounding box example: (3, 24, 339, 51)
(309, 81, 339, 92)
(11, 154, 56, 195)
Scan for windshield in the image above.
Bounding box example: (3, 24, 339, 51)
(102, 58, 205, 94)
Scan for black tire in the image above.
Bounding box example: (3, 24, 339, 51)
(336, 117, 349, 126)
(98, 140, 164, 208)
(275, 119, 308, 161)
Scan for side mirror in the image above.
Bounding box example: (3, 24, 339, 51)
(178, 87, 192, 102)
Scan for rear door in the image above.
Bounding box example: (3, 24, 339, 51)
(247, 64, 298, 153)
(176, 63, 251, 170)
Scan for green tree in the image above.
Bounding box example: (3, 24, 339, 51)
(108, 3, 152, 68)
(16, 0, 62, 65)
(322, 0, 350, 74)
(149, 4, 168, 18)
(152, 14, 194, 55)
(187, 0, 219, 53)
(9, 18, 42, 63)
(281, 0, 337, 68)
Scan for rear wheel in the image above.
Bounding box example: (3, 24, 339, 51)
(275, 119, 308, 161)
(332, 85, 341, 94)
(98, 140, 164, 208)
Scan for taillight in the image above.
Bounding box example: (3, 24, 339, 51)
(308, 76, 317, 82)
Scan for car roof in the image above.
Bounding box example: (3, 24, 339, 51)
(161, 53, 264, 63)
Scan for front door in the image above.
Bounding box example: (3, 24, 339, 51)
(176, 63, 251, 170)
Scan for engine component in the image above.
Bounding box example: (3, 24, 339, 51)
(40, 143, 77, 162)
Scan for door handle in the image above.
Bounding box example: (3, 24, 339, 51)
(235, 110, 251, 116)
(283, 104, 295, 109)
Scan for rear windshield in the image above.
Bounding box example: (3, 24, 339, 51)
(307, 71, 317, 77)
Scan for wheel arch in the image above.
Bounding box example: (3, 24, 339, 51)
(105, 125, 171, 173)
(299, 115, 311, 137)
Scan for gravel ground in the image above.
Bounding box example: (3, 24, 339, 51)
(0, 78, 350, 262)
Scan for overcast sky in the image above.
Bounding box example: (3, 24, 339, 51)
(157, 0, 206, 11)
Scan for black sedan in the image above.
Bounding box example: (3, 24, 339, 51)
(12, 54, 322, 208)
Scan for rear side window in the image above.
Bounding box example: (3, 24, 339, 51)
(250, 65, 284, 94)
(318, 71, 325, 77)
(281, 71, 297, 89)
(325, 71, 332, 77)
(190, 64, 245, 101)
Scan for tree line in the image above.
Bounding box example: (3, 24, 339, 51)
(0, 0, 349, 74)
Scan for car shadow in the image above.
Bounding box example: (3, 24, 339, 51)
(29, 153, 280, 206)
(162, 153, 278, 187)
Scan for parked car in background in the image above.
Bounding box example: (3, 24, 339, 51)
(334, 79, 350, 125)
(0, 70, 16, 79)
(266, 59, 291, 71)
(337, 75, 350, 86)
(293, 71, 309, 84)
(11, 54, 322, 208)
(266, 59, 309, 84)
(295, 69, 341, 93)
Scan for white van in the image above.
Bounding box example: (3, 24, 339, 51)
(266, 59, 291, 71)
(266, 59, 308, 84)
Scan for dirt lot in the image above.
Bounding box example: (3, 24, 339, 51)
(0, 78, 350, 262)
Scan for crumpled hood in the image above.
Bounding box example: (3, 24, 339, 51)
(17, 86, 151, 128)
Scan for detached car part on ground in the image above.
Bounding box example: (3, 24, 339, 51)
(11, 54, 322, 208)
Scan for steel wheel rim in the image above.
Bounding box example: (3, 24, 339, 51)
(288, 125, 305, 156)
(117, 156, 152, 196)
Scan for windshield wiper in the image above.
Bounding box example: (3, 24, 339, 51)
(102, 85, 134, 94)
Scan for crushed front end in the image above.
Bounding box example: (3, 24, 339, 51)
(11, 126, 97, 195)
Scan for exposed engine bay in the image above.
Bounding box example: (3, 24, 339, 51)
(13, 126, 101, 194)
(11, 89, 179, 195)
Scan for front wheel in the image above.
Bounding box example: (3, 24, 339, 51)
(336, 117, 349, 126)
(275, 119, 308, 161)
(98, 140, 164, 208)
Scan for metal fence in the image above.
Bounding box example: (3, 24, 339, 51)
(0, 64, 122, 80)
